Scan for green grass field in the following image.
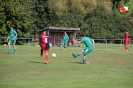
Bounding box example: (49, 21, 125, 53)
(0, 44, 133, 88)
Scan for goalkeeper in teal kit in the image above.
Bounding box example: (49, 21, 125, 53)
(72, 34, 95, 64)
(62, 32, 69, 50)
(7, 26, 17, 54)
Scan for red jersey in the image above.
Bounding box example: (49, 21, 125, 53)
(39, 33, 50, 50)
(124, 33, 130, 44)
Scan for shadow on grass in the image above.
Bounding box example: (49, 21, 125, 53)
(68, 62, 83, 64)
(29, 61, 44, 64)
(68, 61, 90, 64)
(59, 49, 64, 50)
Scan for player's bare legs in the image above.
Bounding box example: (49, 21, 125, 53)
(40, 49, 43, 57)
(124, 44, 129, 51)
(7, 43, 11, 54)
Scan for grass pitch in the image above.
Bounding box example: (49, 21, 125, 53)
(0, 44, 133, 88)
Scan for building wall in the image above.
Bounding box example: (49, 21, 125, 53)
(49, 32, 64, 46)
(49, 31, 76, 46)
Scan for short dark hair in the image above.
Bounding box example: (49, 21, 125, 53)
(10, 26, 14, 28)
(80, 34, 85, 37)
(38, 29, 46, 34)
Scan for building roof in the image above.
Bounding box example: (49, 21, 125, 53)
(47, 27, 80, 31)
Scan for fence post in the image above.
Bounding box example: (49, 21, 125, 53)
(106, 39, 107, 46)
(120, 39, 123, 46)
(28, 38, 30, 46)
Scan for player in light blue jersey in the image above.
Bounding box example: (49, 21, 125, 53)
(62, 32, 69, 50)
(72, 34, 95, 64)
(7, 26, 17, 54)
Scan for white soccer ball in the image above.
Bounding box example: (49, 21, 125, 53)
(52, 53, 56, 58)
(4, 44, 6, 46)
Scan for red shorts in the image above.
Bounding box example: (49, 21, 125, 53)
(124, 42, 129, 44)
(44, 49, 49, 52)
(124, 40, 129, 44)
(40, 45, 49, 52)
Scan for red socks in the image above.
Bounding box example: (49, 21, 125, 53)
(45, 55, 48, 61)
(124, 46, 129, 51)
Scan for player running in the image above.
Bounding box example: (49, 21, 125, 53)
(72, 34, 95, 64)
(123, 32, 130, 51)
(7, 26, 17, 54)
(39, 29, 50, 64)
(62, 32, 69, 50)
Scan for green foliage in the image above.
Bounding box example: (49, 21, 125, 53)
(0, 0, 133, 44)
(0, 0, 34, 44)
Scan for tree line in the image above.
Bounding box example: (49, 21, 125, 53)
(0, 0, 133, 44)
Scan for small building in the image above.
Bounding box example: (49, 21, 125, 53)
(46, 27, 80, 46)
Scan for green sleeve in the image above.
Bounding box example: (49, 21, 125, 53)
(14, 30, 17, 36)
(80, 38, 85, 43)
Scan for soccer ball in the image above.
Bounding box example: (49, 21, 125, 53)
(4, 44, 6, 46)
(52, 53, 56, 58)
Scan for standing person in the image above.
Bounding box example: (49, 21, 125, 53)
(62, 32, 69, 50)
(72, 34, 95, 64)
(39, 29, 50, 64)
(7, 26, 17, 54)
(123, 32, 130, 51)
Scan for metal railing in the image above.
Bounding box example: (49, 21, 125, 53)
(0, 37, 132, 46)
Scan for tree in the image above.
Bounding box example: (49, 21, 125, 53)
(0, 0, 34, 44)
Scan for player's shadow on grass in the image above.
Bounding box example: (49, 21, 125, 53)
(68, 62, 83, 64)
(29, 61, 44, 64)
(59, 49, 64, 50)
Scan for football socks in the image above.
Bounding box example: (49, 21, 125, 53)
(74, 52, 82, 57)
(14, 48, 16, 54)
(8, 48, 11, 53)
(83, 56, 86, 64)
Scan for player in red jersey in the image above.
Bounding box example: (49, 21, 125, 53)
(39, 29, 50, 64)
(123, 32, 130, 51)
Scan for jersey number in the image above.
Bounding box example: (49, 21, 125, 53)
(45, 37, 48, 43)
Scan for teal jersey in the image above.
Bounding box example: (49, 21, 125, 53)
(63, 34, 69, 40)
(9, 29, 17, 39)
(80, 37, 93, 48)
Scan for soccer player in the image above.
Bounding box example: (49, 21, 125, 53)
(123, 32, 130, 51)
(39, 29, 50, 64)
(72, 34, 95, 64)
(7, 26, 17, 54)
(62, 32, 69, 50)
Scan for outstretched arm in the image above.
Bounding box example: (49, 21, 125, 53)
(14, 30, 17, 40)
(14, 34, 17, 40)
(74, 40, 80, 44)
(92, 39, 95, 48)
(7, 36, 10, 41)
